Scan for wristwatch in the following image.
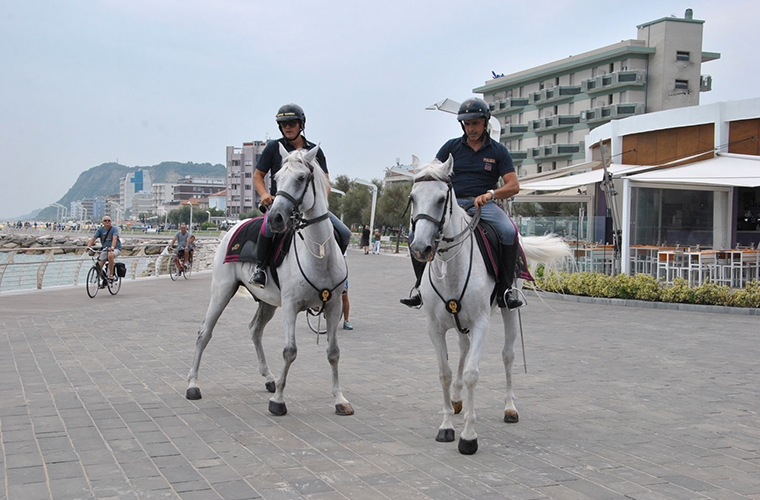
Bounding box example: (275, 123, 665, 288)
(488, 189, 496, 200)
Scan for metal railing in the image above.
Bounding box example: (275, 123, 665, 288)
(0, 245, 198, 294)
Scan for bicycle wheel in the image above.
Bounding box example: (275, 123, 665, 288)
(108, 275, 121, 295)
(86, 266, 100, 298)
(170, 260, 179, 281)
(184, 261, 192, 279)
(306, 307, 328, 335)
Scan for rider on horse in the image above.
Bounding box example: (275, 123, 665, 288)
(250, 103, 351, 287)
(400, 97, 524, 310)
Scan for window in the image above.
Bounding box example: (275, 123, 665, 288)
(621, 59, 628, 71)
(675, 79, 689, 90)
(676, 51, 690, 62)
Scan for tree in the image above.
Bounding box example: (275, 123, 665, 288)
(376, 181, 412, 230)
(167, 205, 209, 225)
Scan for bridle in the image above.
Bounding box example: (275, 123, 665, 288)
(405, 176, 482, 253)
(275, 163, 329, 229)
(405, 175, 484, 334)
(274, 161, 345, 313)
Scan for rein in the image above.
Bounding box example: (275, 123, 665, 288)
(408, 176, 483, 334)
(278, 163, 346, 311)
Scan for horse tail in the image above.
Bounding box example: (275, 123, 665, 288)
(519, 234, 572, 267)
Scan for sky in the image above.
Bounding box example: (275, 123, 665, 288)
(1, 0, 758, 219)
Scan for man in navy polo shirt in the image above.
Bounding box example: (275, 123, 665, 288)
(249, 103, 351, 287)
(400, 97, 523, 310)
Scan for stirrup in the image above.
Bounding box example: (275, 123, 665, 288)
(249, 266, 267, 288)
(400, 290, 422, 309)
(505, 288, 527, 310)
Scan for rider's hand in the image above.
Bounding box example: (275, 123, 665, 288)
(260, 193, 274, 207)
(474, 192, 493, 208)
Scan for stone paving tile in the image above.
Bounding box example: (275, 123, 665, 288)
(2, 250, 760, 499)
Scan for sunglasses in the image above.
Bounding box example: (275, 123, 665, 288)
(281, 120, 300, 129)
(102, 220, 111, 222)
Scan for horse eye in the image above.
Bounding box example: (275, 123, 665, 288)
(436, 196, 445, 206)
(298, 174, 305, 182)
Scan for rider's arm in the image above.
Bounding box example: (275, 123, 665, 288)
(110, 233, 118, 251)
(253, 169, 273, 207)
(475, 172, 520, 208)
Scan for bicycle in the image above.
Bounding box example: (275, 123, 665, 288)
(85, 248, 122, 298)
(169, 249, 193, 281)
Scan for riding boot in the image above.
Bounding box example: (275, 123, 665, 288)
(249, 235, 272, 288)
(497, 243, 524, 310)
(399, 258, 427, 308)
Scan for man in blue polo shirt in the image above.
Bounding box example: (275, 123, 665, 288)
(401, 97, 523, 310)
(249, 103, 351, 287)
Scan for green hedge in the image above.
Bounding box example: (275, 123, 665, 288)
(531, 271, 760, 308)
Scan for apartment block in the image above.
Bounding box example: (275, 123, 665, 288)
(474, 9, 719, 177)
(225, 141, 267, 216)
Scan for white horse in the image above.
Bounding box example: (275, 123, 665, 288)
(186, 144, 353, 417)
(408, 155, 571, 454)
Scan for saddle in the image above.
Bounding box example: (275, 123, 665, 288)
(473, 220, 533, 303)
(223, 218, 295, 289)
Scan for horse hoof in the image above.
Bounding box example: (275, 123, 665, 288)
(451, 400, 463, 414)
(504, 410, 519, 423)
(186, 387, 202, 400)
(268, 400, 287, 416)
(335, 403, 354, 416)
(435, 428, 455, 442)
(265, 381, 276, 393)
(458, 437, 478, 455)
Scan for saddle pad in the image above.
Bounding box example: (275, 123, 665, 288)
(474, 222, 534, 282)
(224, 218, 263, 263)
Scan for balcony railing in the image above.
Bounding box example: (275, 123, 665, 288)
(581, 69, 646, 94)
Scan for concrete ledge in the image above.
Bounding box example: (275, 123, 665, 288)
(534, 289, 760, 315)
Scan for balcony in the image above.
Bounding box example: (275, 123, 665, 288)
(536, 85, 582, 106)
(529, 143, 584, 160)
(510, 150, 528, 162)
(501, 123, 529, 138)
(528, 114, 582, 134)
(581, 69, 647, 95)
(611, 103, 641, 117)
(700, 75, 712, 92)
(581, 107, 613, 125)
(491, 97, 530, 114)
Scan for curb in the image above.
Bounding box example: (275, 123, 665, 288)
(534, 290, 760, 316)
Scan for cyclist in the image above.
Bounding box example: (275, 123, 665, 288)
(167, 223, 191, 271)
(187, 235, 196, 264)
(86, 216, 121, 288)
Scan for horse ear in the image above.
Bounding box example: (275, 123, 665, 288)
(443, 154, 454, 176)
(278, 142, 290, 162)
(304, 144, 320, 165)
(411, 155, 420, 170)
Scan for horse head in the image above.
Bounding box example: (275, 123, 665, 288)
(267, 144, 324, 233)
(408, 154, 456, 262)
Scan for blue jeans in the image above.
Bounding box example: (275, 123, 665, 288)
(408, 199, 517, 246)
(457, 198, 517, 245)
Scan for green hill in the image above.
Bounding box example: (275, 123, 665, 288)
(36, 161, 225, 220)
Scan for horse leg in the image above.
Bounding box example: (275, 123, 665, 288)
(324, 301, 353, 415)
(428, 326, 455, 443)
(249, 302, 278, 393)
(451, 332, 471, 415)
(500, 306, 521, 423)
(186, 277, 239, 400)
(458, 321, 489, 455)
(268, 304, 298, 416)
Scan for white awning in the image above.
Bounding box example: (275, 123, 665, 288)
(519, 164, 650, 192)
(624, 155, 760, 187)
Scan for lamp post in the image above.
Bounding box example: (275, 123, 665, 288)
(206, 210, 211, 227)
(353, 179, 377, 238)
(187, 201, 193, 230)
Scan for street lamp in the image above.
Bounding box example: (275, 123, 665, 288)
(353, 178, 377, 238)
(206, 210, 211, 227)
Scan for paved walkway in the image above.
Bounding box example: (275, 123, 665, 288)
(1, 249, 759, 500)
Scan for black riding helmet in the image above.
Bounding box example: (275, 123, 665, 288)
(276, 103, 306, 134)
(457, 97, 490, 140)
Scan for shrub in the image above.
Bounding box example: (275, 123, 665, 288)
(531, 272, 757, 309)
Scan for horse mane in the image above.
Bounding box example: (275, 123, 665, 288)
(413, 158, 450, 183)
(280, 148, 331, 200)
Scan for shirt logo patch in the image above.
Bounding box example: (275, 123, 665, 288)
(484, 164, 492, 171)
(483, 157, 496, 163)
